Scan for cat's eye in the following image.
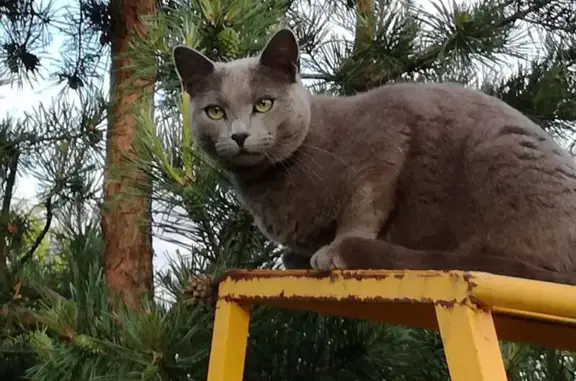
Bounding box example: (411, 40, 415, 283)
(253, 98, 274, 113)
(205, 105, 225, 120)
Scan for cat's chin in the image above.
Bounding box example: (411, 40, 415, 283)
(225, 152, 267, 167)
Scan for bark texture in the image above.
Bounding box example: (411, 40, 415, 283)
(102, 0, 156, 309)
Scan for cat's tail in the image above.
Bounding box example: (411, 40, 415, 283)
(337, 237, 576, 286)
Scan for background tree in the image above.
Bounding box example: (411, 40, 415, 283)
(0, 87, 107, 380)
(101, 0, 157, 310)
(1, 0, 108, 378)
(1, 0, 575, 380)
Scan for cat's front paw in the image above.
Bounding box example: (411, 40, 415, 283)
(310, 241, 349, 271)
(281, 249, 313, 269)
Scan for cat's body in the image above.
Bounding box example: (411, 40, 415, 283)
(173, 29, 576, 284)
(233, 83, 576, 278)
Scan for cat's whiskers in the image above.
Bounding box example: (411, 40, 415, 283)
(264, 151, 296, 188)
(283, 147, 327, 183)
(271, 146, 335, 201)
(290, 151, 337, 202)
(301, 143, 355, 172)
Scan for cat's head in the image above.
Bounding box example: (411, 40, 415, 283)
(172, 28, 311, 168)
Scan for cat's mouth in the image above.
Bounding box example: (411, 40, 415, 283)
(226, 149, 267, 166)
(236, 149, 262, 156)
(212, 139, 271, 167)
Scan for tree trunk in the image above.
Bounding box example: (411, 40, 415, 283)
(102, 0, 156, 309)
(0, 148, 19, 300)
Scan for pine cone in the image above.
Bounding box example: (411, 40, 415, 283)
(182, 274, 216, 308)
(217, 27, 241, 59)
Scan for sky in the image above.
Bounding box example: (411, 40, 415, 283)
(0, 0, 542, 273)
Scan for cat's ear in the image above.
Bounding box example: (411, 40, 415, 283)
(259, 28, 299, 82)
(172, 45, 215, 93)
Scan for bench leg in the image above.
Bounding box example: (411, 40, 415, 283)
(435, 304, 508, 381)
(207, 300, 251, 381)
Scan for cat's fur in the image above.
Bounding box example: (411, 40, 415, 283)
(172, 29, 576, 284)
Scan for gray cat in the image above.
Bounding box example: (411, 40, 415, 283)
(172, 28, 576, 284)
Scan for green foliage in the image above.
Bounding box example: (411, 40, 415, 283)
(0, 80, 106, 379)
(501, 343, 576, 381)
(244, 310, 408, 381)
(25, 299, 213, 381)
(482, 39, 576, 141)
(1, 0, 111, 90)
(0, 90, 106, 291)
(1, 224, 210, 381)
(2, 0, 576, 380)
(127, 0, 289, 111)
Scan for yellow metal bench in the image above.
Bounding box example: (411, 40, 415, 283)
(206, 269, 576, 381)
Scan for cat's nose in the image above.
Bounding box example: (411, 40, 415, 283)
(231, 132, 250, 148)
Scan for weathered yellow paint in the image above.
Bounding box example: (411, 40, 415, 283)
(471, 272, 576, 319)
(218, 269, 474, 304)
(493, 306, 576, 326)
(436, 304, 507, 381)
(206, 269, 576, 381)
(206, 300, 251, 381)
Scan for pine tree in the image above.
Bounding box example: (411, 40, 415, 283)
(101, 0, 157, 310)
(1, 0, 109, 378)
(0, 88, 107, 379)
(1, 0, 576, 380)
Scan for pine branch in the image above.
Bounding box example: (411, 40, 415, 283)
(13, 130, 90, 148)
(376, 0, 551, 84)
(498, 2, 545, 27)
(0, 303, 78, 344)
(0, 304, 43, 330)
(17, 197, 54, 270)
